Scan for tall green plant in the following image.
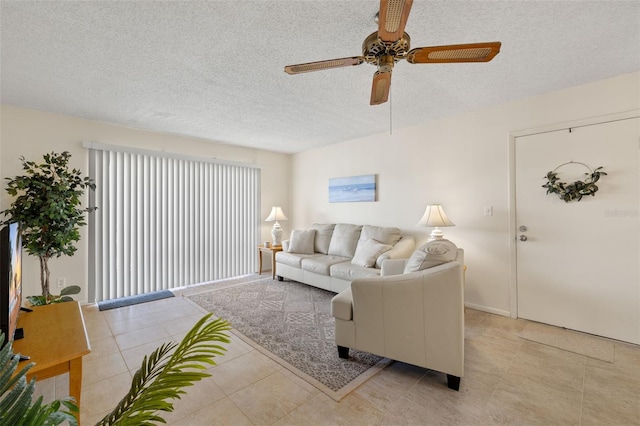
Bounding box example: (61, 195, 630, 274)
(1, 151, 96, 302)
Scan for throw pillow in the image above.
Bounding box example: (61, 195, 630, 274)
(360, 225, 402, 246)
(310, 223, 335, 254)
(327, 223, 363, 258)
(351, 239, 392, 268)
(287, 229, 316, 254)
(404, 239, 458, 273)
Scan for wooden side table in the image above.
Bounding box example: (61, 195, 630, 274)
(258, 245, 283, 279)
(13, 301, 91, 424)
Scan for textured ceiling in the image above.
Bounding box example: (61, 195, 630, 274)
(1, 1, 639, 154)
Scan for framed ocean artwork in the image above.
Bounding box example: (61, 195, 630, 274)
(329, 174, 377, 203)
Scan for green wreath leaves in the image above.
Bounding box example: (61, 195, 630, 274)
(542, 165, 606, 202)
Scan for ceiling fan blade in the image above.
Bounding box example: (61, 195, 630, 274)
(284, 56, 365, 75)
(378, 0, 413, 43)
(370, 71, 392, 105)
(407, 42, 501, 64)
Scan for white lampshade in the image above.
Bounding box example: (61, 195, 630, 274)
(265, 206, 288, 222)
(417, 204, 455, 241)
(265, 206, 288, 246)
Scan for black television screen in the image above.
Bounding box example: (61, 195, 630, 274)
(0, 223, 22, 347)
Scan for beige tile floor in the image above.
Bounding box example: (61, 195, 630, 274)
(34, 279, 640, 425)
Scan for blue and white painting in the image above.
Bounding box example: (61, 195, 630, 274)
(329, 174, 376, 203)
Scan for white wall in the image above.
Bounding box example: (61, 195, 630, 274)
(290, 71, 640, 315)
(3, 72, 638, 313)
(0, 105, 291, 302)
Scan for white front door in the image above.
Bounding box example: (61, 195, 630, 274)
(515, 116, 639, 344)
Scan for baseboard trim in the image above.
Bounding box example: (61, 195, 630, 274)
(465, 302, 511, 317)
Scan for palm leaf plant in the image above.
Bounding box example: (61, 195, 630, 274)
(0, 333, 78, 426)
(97, 313, 231, 425)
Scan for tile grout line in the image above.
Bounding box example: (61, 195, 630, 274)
(227, 368, 284, 425)
(578, 355, 587, 426)
(482, 337, 525, 421)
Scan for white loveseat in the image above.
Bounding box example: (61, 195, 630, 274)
(275, 223, 415, 293)
(331, 244, 465, 391)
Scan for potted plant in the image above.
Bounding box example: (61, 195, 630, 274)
(1, 151, 96, 304)
(0, 337, 78, 425)
(0, 313, 230, 426)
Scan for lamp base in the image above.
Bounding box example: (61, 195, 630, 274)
(271, 222, 283, 246)
(429, 227, 445, 241)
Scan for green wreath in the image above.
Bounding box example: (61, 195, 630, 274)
(542, 162, 606, 203)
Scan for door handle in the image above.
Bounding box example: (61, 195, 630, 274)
(519, 235, 528, 242)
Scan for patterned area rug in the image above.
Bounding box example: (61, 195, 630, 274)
(187, 277, 389, 400)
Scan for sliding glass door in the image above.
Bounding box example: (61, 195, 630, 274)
(86, 143, 260, 302)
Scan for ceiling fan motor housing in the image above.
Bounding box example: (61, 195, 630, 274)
(362, 31, 411, 68)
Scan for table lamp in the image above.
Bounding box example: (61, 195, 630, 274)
(265, 206, 288, 246)
(417, 204, 455, 241)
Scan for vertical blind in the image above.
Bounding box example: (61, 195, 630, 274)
(86, 143, 260, 302)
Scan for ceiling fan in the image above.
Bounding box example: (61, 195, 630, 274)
(284, 0, 501, 105)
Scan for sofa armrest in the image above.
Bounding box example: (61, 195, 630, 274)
(381, 259, 408, 276)
(282, 239, 290, 251)
(331, 288, 353, 321)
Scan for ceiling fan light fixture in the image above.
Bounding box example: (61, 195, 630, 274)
(378, 54, 395, 72)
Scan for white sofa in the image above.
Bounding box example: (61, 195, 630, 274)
(275, 223, 415, 293)
(331, 245, 465, 391)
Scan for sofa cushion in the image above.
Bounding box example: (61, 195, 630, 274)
(276, 251, 321, 268)
(310, 223, 335, 254)
(330, 262, 381, 282)
(301, 255, 350, 275)
(360, 225, 402, 246)
(287, 229, 316, 254)
(327, 223, 362, 258)
(351, 238, 392, 268)
(404, 239, 458, 273)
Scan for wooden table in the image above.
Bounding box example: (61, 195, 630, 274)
(258, 245, 283, 279)
(13, 301, 91, 423)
